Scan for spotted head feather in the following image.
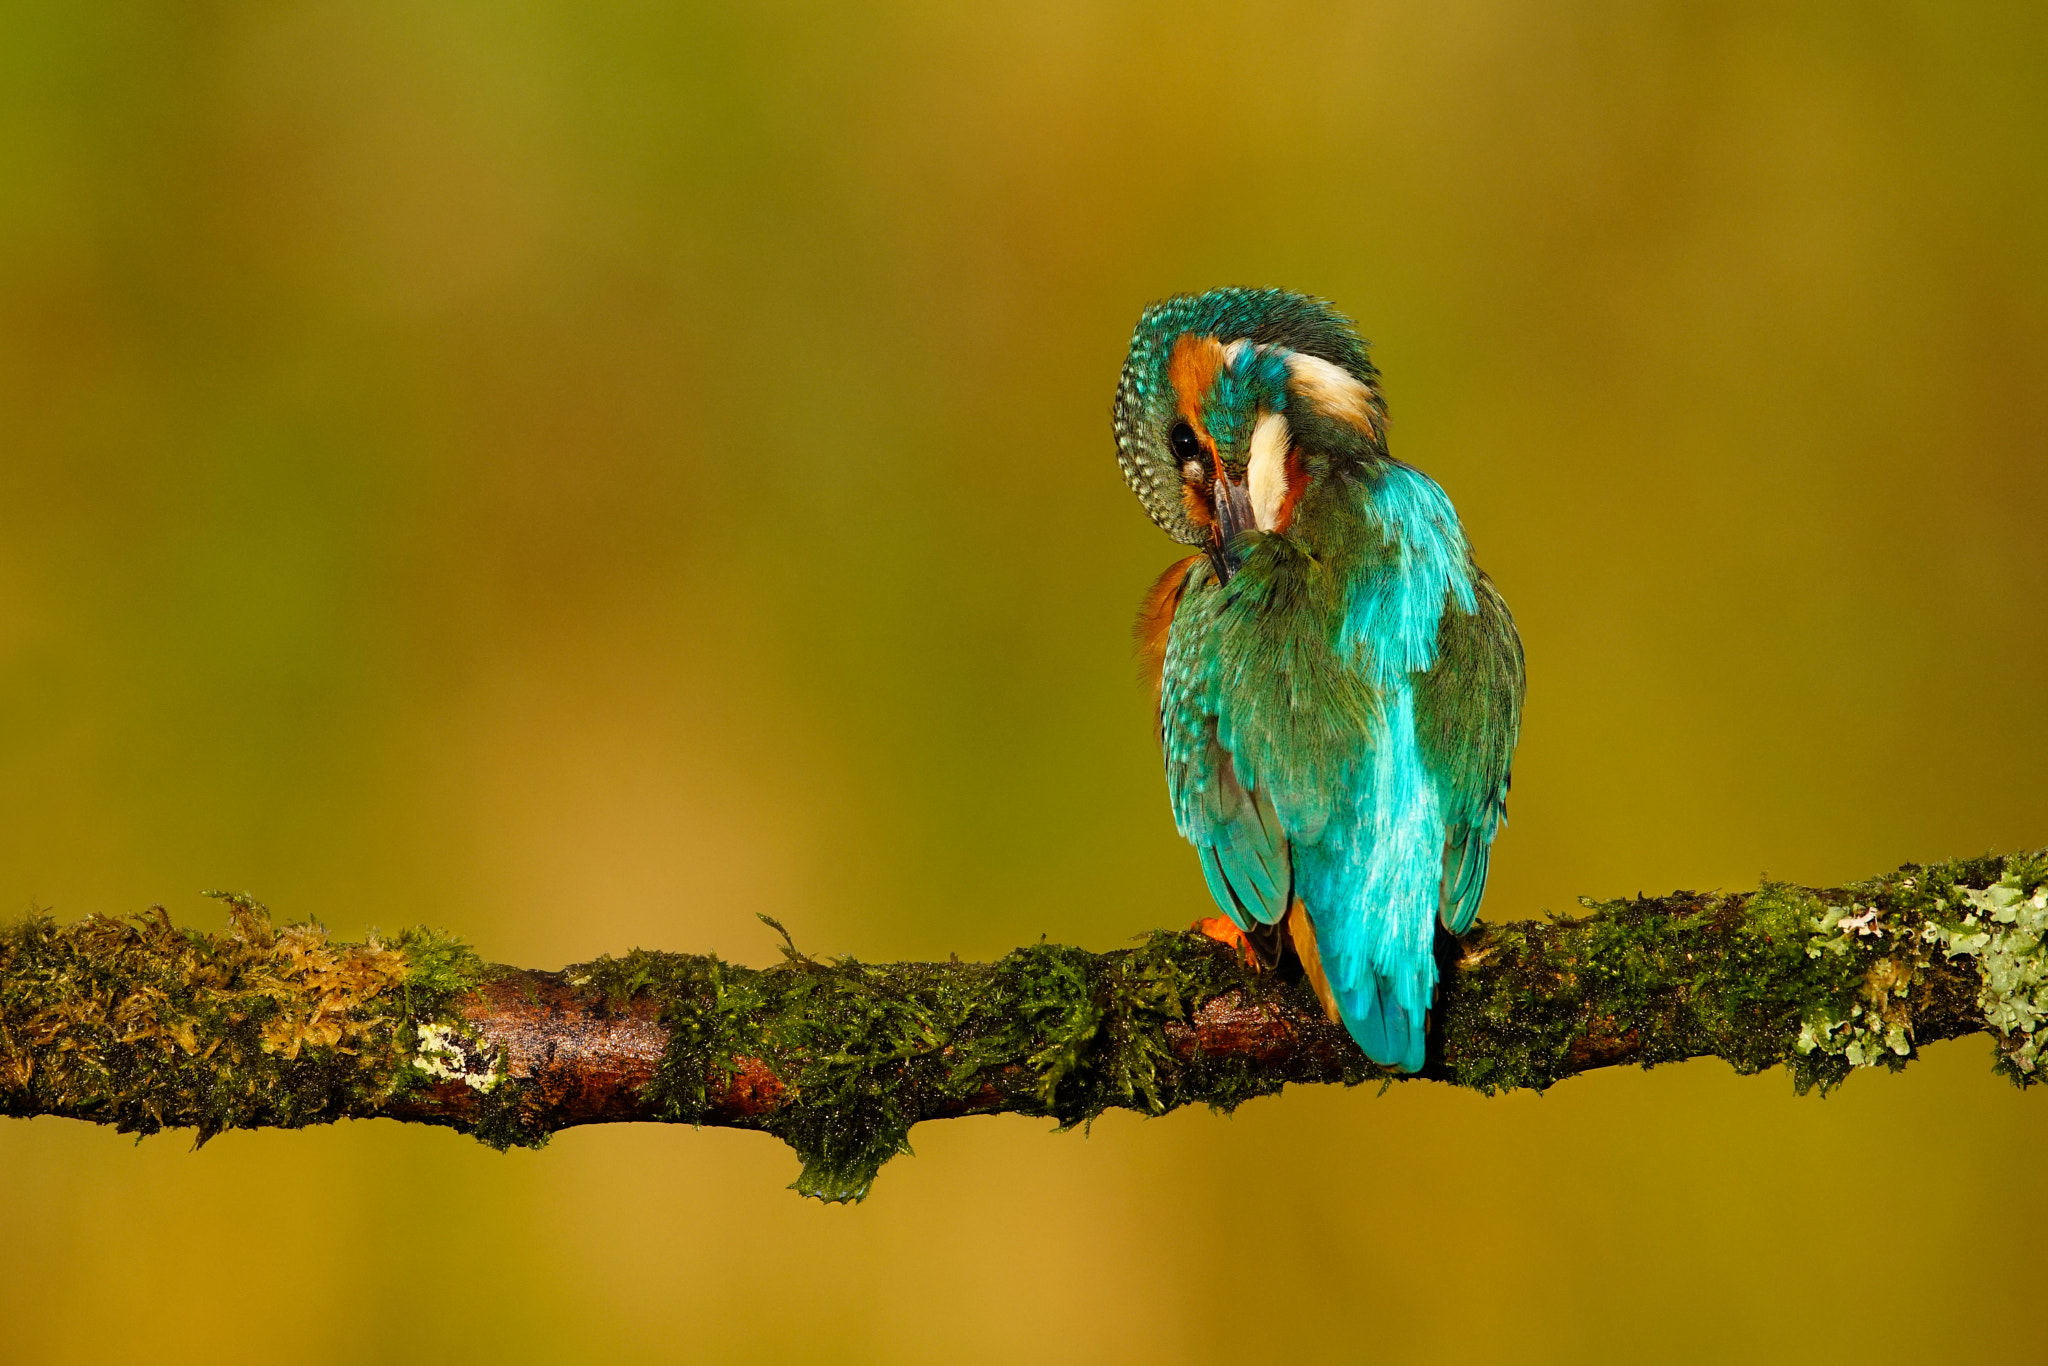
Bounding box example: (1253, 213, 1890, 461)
(1112, 288, 1385, 545)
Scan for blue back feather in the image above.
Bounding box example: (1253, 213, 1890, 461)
(1163, 468, 1515, 1071)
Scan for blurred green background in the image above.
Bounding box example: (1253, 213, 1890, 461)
(4, 1, 2046, 1361)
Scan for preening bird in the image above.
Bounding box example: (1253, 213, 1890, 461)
(1115, 288, 1524, 1072)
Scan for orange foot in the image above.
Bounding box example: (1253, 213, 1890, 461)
(1193, 915, 1260, 970)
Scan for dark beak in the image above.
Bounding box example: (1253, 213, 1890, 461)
(1206, 472, 1255, 585)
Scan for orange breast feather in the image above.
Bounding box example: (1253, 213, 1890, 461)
(1135, 555, 1200, 713)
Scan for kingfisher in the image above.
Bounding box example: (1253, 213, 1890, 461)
(1115, 288, 1524, 1073)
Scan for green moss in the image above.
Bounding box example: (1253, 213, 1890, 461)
(0, 897, 486, 1143)
(571, 925, 1267, 1202)
(386, 925, 488, 1020)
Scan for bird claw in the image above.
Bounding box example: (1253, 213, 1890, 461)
(1192, 915, 1261, 970)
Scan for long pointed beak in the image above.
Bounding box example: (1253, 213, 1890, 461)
(1206, 472, 1255, 585)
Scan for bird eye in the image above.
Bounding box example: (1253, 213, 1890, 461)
(1169, 421, 1203, 465)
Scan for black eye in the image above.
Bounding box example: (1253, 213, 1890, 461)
(1169, 421, 1203, 465)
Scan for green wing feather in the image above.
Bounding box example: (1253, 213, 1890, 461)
(1415, 573, 1524, 934)
(1190, 735, 1294, 928)
(1158, 565, 1299, 930)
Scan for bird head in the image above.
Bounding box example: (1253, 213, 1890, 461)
(1112, 288, 1387, 583)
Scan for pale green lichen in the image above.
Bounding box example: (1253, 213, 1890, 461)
(411, 1021, 503, 1093)
(1789, 853, 2048, 1085)
(1923, 873, 2048, 1078)
(1795, 897, 1916, 1071)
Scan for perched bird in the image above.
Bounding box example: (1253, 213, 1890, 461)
(1115, 288, 1524, 1072)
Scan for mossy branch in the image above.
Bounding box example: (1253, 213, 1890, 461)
(5, 852, 2046, 1202)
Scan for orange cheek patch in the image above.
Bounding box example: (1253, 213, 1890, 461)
(1273, 446, 1311, 533)
(1167, 334, 1226, 436)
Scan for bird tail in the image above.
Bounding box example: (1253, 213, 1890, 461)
(1339, 968, 1430, 1074)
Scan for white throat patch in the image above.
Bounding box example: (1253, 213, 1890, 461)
(1247, 410, 1292, 532)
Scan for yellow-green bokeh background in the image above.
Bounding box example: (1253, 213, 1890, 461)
(5, 3, 2047, 1361)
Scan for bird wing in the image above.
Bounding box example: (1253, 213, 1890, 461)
(1157, 567, 1294, 930)
(1414, 572, 1524, 934)
(1195, 735, 1294, 929)
(1172, 720, 1295, 930)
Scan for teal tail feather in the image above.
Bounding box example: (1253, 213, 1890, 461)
(1339, 970, 1429, 1073)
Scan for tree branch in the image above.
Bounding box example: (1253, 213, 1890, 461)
(4, 851, 2044, 1201)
